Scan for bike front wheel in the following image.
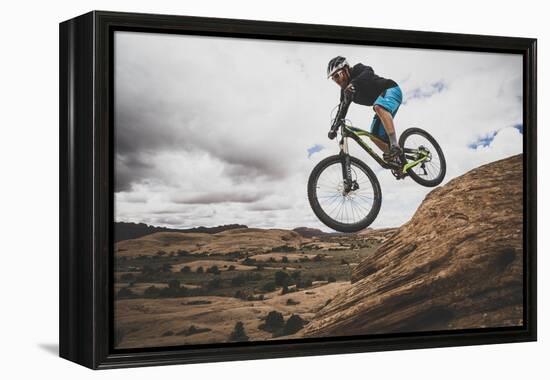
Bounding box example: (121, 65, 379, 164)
(399, 127, 446, 187)
(307, 155, 382, 233)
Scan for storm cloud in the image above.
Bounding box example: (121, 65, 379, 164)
(114, 32, 523, 230)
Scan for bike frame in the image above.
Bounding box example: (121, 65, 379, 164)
(339, 124, 430, 174)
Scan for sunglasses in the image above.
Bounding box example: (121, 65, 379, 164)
(331, 69, 346, 82)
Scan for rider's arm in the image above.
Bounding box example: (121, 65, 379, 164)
(328, 84, 355, 139)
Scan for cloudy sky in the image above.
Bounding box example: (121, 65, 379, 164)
(114, 31, 523, 231)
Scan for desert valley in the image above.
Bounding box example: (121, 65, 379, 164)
(114, 155, 524, 349)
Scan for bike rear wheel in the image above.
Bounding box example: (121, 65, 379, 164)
(307, 155, 382, 233)
(399, 127, 446, 187)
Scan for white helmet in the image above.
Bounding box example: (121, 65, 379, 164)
(327, 56, 349, 78)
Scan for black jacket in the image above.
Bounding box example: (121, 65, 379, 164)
(331, 63, 397, 129)
(340, 63, 397, 106)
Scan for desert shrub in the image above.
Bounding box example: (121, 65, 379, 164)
(282, 256, 289, 263)
(177, 325, 212, 336)
(196, 266, 204, 274)
(314, 275, 326, 282)
(248, 273, 262, 281)
(144, 285, 160, 297)
(340, 258, 349, 265)
(172, 288, 187, 297)
(263, 311, 284, 332)
(255, 264, 265, 271)
(229, 322, 249, 342)
(208, 278, 222, 289)
(231, 275, 246, 287)
(182, 300, 211, 306)
(234, 290, 247, 299)
(206, 265, 221, 275)
(180, 266, 191, 273)
(291, 271, 301, 281)
(274, 270, 290, 287)
(168, 279, 180, 290)
(158, 282, 188, 297)
(162, 330, 174, 337)
(120, 273, 135, 282)
(117, 287, 136, 298)
(141, 265, 156, 275)
(242, 257, 257, 265)
(262, 282, 276, 292)
(282, 314, 305, 335)
(161, 263, 172, 272)
(327, 276, 336, 283)
(271, 245, 296, 253)
(313, 254, 323, 262)
(227, 265, 236, 271)
(177, 249, 190, 256)
(156, 250, 167, 256)
(286, 298, 300, 305)
(268, 257, 276, 263)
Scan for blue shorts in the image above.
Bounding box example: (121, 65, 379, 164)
(370, 85, 402, 142)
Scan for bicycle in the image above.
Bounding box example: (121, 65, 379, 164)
(307, 121, 446, 233)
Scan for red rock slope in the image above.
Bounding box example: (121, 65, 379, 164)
(303, 154, 523, 336)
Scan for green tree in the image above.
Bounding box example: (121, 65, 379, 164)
(168, 279, 180, 289)
(208, 278, 222, 289)
(229, 322, 249, 342)
(120, 273, 135, 282)
(144, 285, 160, 297)
(231, 275, 246, 286)
(207, 265, 221, 275)
(263, 311, 284, 332)
(283, 314, 305, 335)
(117, 287, 136, 298)
(274, 271, 290, 287)
(262, 282, 276, 292)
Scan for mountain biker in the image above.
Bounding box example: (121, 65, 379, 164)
(327, 56, 403, 164)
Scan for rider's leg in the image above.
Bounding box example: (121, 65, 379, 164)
(370, 137, 389, 152)
(373, 105, 398, 149)
(369, 115, 390, 153)
(371, 86, 403, 154)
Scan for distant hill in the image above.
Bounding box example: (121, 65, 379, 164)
(115, 227, 307, 257)
(114, 222, 248, 242)
(292, 227, 329, 238)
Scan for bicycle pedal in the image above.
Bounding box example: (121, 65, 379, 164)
(391, 169, 407, 180)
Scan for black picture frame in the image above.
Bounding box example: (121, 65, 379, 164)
(59, 10, 537, 370)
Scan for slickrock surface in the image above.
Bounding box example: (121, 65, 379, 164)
(303, 155, 523, 336)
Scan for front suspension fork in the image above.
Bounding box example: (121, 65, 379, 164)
(339, 136, 353, 192)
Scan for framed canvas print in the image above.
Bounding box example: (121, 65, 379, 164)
(59, 11, 537, 369)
